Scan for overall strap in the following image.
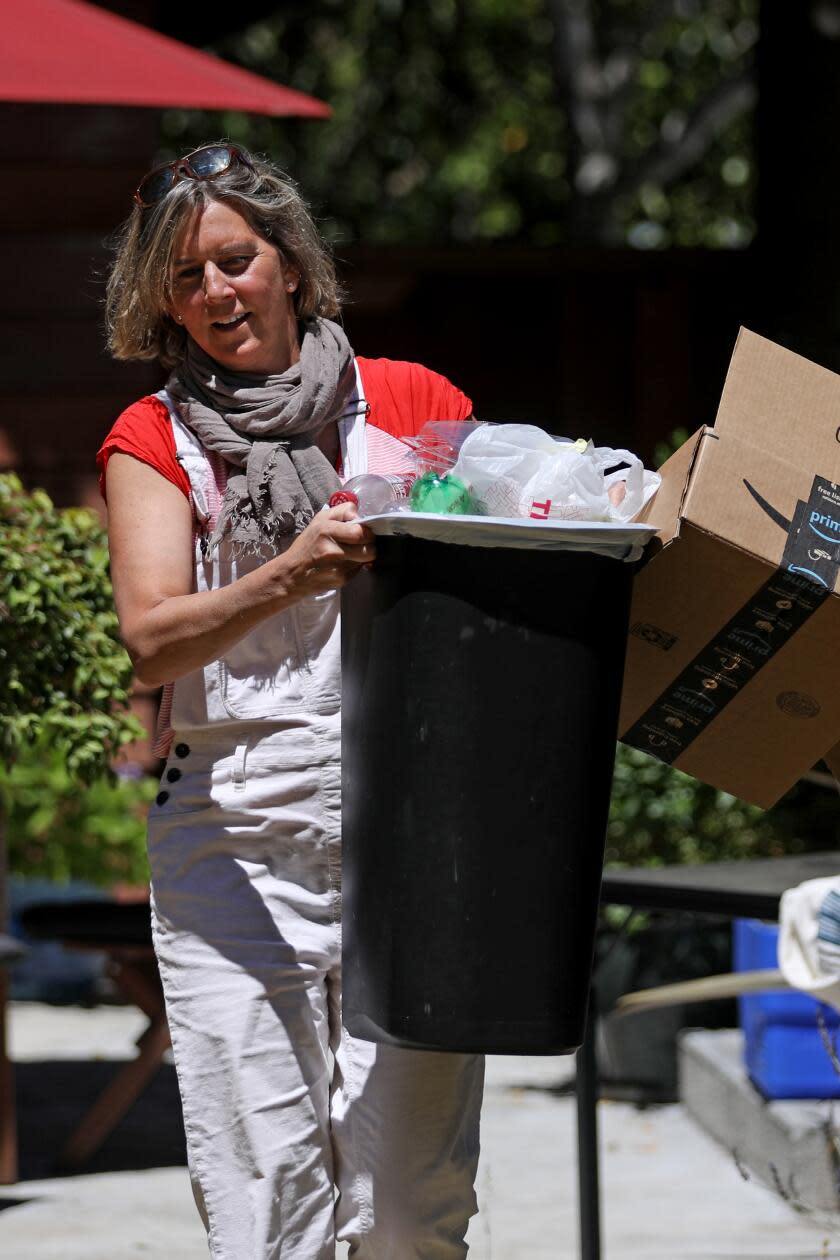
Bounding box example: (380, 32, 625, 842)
(156, 388, 225, 529)
(337, 359, 370, 480)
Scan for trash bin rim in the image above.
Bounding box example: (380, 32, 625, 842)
(359, 512, 657, 557)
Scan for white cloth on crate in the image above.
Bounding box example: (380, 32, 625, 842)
(778, 874, 840, 1012)
(148, 363, 484, 1259)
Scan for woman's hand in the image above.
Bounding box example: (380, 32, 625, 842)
(277, 503, 375, 598)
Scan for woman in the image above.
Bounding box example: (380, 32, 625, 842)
(98, 143, 485, 1259)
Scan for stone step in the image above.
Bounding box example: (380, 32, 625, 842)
(679, 1028, 840, 1213)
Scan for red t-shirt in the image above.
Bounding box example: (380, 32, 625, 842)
(96, 357, 473, 499)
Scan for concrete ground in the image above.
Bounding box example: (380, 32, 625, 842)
(2, 1003, 839, 1259)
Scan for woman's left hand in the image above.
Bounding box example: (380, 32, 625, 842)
(271, 502, 376, 599)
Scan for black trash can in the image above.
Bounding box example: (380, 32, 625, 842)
(341, 529, 639, 1055)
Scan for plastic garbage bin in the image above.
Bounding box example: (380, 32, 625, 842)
(341, 516, 653, 1055)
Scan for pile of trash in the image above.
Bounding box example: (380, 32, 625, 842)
(331, 420, 660, 524)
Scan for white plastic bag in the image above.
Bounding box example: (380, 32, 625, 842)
(448, 424, 560, 517)
(595, 445, 661, 522)
(451, 424, 660, 523)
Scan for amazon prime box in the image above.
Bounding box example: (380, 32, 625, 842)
(618, 327, 840, 808)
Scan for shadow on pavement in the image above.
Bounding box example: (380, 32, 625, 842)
(0, 1196, 34, 1212)
(15, 1059, 187, 1181)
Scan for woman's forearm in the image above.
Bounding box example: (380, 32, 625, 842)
(119, 504, 373, 686)
(124, 554, 298, 686)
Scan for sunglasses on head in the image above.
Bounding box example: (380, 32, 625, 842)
(134, 144, 255, 208)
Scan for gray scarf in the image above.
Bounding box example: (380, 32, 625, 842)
(166, 317, 355, 551)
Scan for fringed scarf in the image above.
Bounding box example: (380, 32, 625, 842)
(166, 317, 354, 551)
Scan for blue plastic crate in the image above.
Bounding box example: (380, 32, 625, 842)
(733, 918, 840, 1099)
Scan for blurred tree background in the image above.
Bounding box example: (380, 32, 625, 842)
(160, 0, 758, 250)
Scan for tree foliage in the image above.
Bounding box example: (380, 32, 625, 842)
(2, 748, 152, 886)
(609, 744, 778, 867)
(0, 473, 142, 782)
(608, 744, 840, 869)
(162, 0, 757, 248)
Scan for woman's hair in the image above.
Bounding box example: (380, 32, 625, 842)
(105, 144, 342, 369)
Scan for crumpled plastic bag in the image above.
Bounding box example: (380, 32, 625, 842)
(449, 423, 660, 523)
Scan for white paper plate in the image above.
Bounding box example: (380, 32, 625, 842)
(360, 512, 657, 560)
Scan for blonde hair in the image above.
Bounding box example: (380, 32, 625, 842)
(105, 145, 342, 370)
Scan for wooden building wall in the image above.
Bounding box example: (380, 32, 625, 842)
(340, 245, 752, 465)
(1, 103, 161, 511)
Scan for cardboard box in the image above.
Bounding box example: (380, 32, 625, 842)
(619, 327, 840, 808)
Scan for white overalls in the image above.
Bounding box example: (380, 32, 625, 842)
(146, 364, 485, 1259)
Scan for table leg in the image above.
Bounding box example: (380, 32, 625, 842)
(576, 991, 600, 1260)
(58, 1013, 171, 1169)
(104, 955, 166, 1027)
(0, 974, 17, 1184)
(56, 947, 170, 1169)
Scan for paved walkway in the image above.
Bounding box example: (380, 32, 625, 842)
(2, 1003, 839, 1259)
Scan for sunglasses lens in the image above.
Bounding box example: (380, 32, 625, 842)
(188, 146, 234, 179)
(138, 167, 177, 206)
(135, 146, 244, 207)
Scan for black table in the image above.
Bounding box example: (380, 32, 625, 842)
(602, 851, 840, 920)
(0, 935, 25, 966)
(576, 850, 840, 1260)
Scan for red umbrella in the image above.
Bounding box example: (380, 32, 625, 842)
(3, 0, 330, 117)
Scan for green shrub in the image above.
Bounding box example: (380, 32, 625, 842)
(1, 746, 152, 886)
(0, 473, 142, 780)
(0, 473, 151, 888)
(608, 745, 778, 867)
(608, 743, 838, 868)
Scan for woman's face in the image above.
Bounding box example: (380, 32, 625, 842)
(166, 199, 300, 375)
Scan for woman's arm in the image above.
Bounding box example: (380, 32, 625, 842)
(106, 452, 372, 686)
